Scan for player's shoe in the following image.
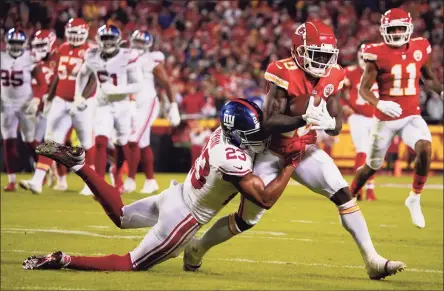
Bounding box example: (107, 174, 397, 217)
(53, 180, 68, 191)
(366, 189, 376, 201)
(4, 182, 16, 192)
(365, 255, 406, 280)
(79, 184, 93, 196)
(183, 238, 203, 272)
(123, 178, 136, 193)
(140, 179, 159, 194)
(36, 141, 85, 169)
(405, 191, 425, 228)
(19, 180, 42, 194)
(23, 251, 71, 270)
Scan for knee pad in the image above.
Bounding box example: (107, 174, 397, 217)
(228, 213, 254, 235)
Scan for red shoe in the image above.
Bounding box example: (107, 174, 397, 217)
(4, 182, 16, 192)
(366, 189, 376, 201)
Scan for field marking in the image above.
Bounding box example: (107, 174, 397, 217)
(287, 180, 443, 189)
(2, 228, 142, 240)
(3, 249, 442, 275)
(7, 287, 89, 291)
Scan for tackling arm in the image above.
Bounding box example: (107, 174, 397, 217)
(263, 83, 306, 133)
(225, 164, 295, 210)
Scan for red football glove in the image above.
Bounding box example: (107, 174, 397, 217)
(283, 134, 317, 168)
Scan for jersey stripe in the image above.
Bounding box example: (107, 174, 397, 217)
(218, 167, 251, 176)
(264, 72, 289, 90)
(230, 98, 259, 118)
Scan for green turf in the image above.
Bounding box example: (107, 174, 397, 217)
(1, 173, 443, 290)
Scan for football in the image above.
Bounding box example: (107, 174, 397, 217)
(286, 94, 322, 117)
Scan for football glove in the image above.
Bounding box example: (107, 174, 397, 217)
(282, 134, 317, 168)
(167, 102, 181, 127)
(69, 95, 87, 115)
(24, 98, 40, 115)
(304, 101, 336, 131)
(302, 96, 323, 121)
(376, 100, 402, 118)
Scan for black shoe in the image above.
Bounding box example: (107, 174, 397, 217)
(23, 251, 70, 270)
(36, 141, 85, 168)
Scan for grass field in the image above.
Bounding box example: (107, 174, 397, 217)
(1, 173, 443, 290)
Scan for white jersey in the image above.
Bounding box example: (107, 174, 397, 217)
(81, 48, 142, 105)
(1, 50, 36, 105)
(134, 50, 165, 104)
(183, 127, 254, 224)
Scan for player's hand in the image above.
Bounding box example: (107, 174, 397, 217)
(167, 102, 181, 127)
(302, 96, 323, 121)
(69, 95, 87, 115)
(304, 101, 336, 131)
(376, 100, 402, 118)
(24, 98, 40, 115)
(283, 135, 315, 168)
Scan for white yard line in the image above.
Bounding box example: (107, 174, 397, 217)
(287, 180, 443, 189)
(3, 248, 441, 275)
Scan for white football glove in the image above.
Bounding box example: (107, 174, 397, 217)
(42, 95, 52, 117)
(302, 96, 323, 121)
(69, 95, 87, 115)
(24, 98, 40, 115)
(304, 101, 336, 131)
(376, 100, 402, 118)
(167, 102, 181, 127)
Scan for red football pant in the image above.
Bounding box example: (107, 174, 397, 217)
(141, 146, 154, 179)
(69, 253, 133, 271)
(128, 142, 140, 179)
(3, 139, 19, 174)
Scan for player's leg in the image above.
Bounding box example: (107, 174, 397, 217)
(400, 115, 432, 228)
(17, 109, 39, 162)
(126, 107, 141, 193)
(350, 119, 396, 196)
(1, 107, 20, 191)
(137, 98, 160, 194)
(94, 105, 113, 178)
(72, 100, 96, 195)
(293, 144, 405, 279)
(183, 152, 277, 270)
(53, 128, 72, 191)
(20, 97, 71, 194)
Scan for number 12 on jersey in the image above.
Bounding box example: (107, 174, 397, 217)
(390, 63, 416, 96)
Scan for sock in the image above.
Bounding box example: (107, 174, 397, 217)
(68, 253, 133, 271)
(85, 146, 96, 167)
(195, 215, 237, 257)
(338, 199, 378, 261)
(354, 152, 366, 172)
(412, 174, 427, 194)
(128, 142, 140, 179)
(58, 175, 67, 185)
(8, 174, 16, 184)
(141, 146, 154, 179)
(95, 136, 109, 178)
(31, 156, 53, 185)
(3, 139, 19, 175)
(115, 144, 131, 175)
(366, 176, 375, 190)
(76, 165, 124, 227)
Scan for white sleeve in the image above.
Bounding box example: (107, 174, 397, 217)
(75, 62, 92, 97)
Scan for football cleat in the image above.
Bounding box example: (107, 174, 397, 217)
(123, 178, 136, 193)
(405, 192, 425, 228)
(23, 251, 70, 270)
(365, 256, 406, 280)
(140, 179, 159, 194)
(36, 141, 85, 169)
(53, 180, 68, 191)
(4, 182, 16, 192)
(19, 180, 42, 194)
(183, 238, 203, 272)
(79, 184, 93, 196)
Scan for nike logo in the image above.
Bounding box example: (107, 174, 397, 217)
(233, 166, 243, 170)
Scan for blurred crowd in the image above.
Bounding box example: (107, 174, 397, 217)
(1, 0, 443, 124)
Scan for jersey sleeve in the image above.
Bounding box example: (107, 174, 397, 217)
(264, 61, 289, 91)
(361, 43, 380, 63)
(151, 51, 165, 63)
(211, 144, 253, 177)
(412, 37, 432, 55)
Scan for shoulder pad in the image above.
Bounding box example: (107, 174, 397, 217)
(150, 51, 165, 63)
(412, 37, 432, 54)
(264, 61, 291, 90)
(210, 144, 253, 177)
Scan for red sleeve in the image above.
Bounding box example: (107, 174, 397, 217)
(32, 66, 48, 100)
(264, 61, 289, 91)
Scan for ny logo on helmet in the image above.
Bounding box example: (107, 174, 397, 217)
(223, 114, 235, 128)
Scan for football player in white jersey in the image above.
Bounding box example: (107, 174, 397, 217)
(23, 99, 304, 271)
(1, 28, 48, 191)
(75, 24, 143, 193)
(123, 30, 181, 194)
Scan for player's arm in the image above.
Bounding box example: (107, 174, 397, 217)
(31, 65, 48, 101)
(46, 75, 59, 102)
(225, 164, 294, 210)
(324, 93, 343, 136)
(262, 83, 306, 133)
(153, 63, 175, 103)
(102, 63, 143, 95)
(421, 57, 442, 96)
(82, 73, 97, 98)
(75, 63, 93, 98)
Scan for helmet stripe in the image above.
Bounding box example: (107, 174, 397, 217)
(231, 99, 259, 118)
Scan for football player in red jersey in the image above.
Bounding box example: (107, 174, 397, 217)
(350, 8, 442, 229)
(20, 18, 96, 195)
(342, 42, 378, 201)
(185, 21, 406, 280)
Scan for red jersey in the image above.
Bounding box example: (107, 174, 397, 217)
(32, 54, 57, 111)
(343, 65, 377, 118)
(362, 37, 431, 121)
(54, 42, 90, 101)
(264, 57, 345, 149)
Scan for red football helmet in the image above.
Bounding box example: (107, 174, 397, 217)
(380, 8, 413, 47)
(291, 21, 339, 78)
(65, 18, 89, 46)
(31, 29, 56, 61)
